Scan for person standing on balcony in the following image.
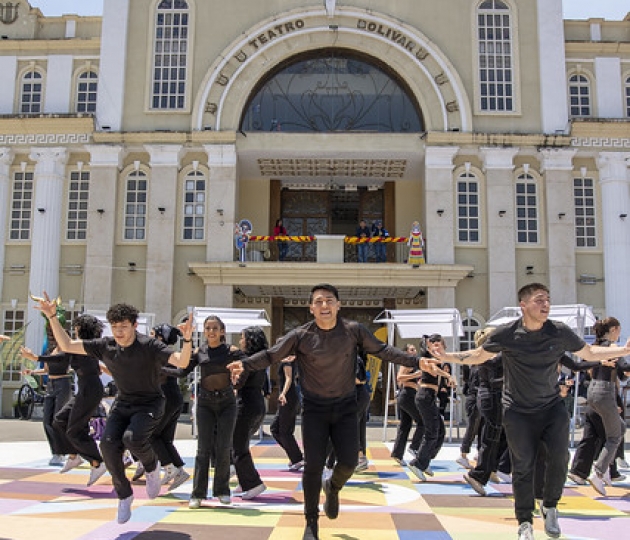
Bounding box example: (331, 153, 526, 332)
(226, 283, 436, 540)
(355, 220, 371, 263)
(371, 220, 389, 262)
(274, 218, 289, 261)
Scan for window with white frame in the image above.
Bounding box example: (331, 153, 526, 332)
(124, 170, 148, 241)
(574, 176, 597, 248)
(76, 70, 98, 113)
(625, 76, 630, 118)
(515, 172, 538, 244)
(20, 68, 43, 114)
(10, 170, 33, 240)
(183, 170, 206, 240)
(151, 0, 189, 109)
(568, 74, 591, 117)
(2, 309, 26, 382)
(477, 0, 514, 112)
(461, 316, 482, 351)
(67, 170, 90, 241)
(457, 172, 481, 243)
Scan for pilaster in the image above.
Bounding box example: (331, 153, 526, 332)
(0, 148, 14, 308)
(480, 146, 519, 314)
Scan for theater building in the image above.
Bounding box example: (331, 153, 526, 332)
(0, 1, 629, 412)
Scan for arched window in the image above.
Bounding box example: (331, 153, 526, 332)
(568, 74, 591, 117)
(182, 169, 206, 240)
(240, 49, 423, 133)
(574, 175, 597, 248)
(151, 0, 189, 109)
(515, 172, 539, 244)
(477, 0, 514, 112)
(124, 170, 148, 241)
(461, 315, 482, 351)
(76, 70, 98, 113)
(456, 171, 481, 243)
(20, 68, 43, 114)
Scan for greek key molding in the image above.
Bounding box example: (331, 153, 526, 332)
(571, 137, 630, 149)
(0, 133, 91, 145)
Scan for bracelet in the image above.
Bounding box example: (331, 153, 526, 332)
(183, 338, 192, 343)
(49, 313, 57, 319)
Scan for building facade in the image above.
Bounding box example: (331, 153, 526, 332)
(0, 0, 629, 413)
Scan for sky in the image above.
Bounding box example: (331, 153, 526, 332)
(27, 1, 630, 20)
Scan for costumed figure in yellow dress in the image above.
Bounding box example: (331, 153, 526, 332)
(407, 221, 425, 267)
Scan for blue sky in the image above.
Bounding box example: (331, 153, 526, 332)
(28, 1, 630, 20)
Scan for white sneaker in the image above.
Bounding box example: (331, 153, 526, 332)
(463, 473, 487, 496)
(495, 471, 512, 484)
(168, 468, 191, 491)
(218, 494, 231, 505)
(188, 497, 201, 509)
(161, 464, 177, 485)
(242, 483, 267, 500)
(132, 462, 145, 481)
(567, 472, 587, 485)
(355, 456, 369, 472)
(455, 456, 472, 469)
(610, 473, 626, 483)
(60, 455, 83, 474)
(87, 462, 107, 487)
(616, 457, 630, 470)
(49, 454, 65, 466)
(517, 522, 534, 540)
(288, 460, 304, 471)
(588, 472, 607, 496)
(423, 466, 434, 477)
(407, 463, 426, 482)
(145, 462, 161, 499)
(602, 469, 613, 486)
(117, 495, 134, 524)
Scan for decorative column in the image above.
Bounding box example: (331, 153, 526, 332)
(200, 144, 238, 307)
(144, 144, 183, 323)
(0, 148, 14, 306)
(597, 152, 630, 329)
(424, 146, 458, 308)
(27, 148, 69, 353)
(540, 148, 577, 303)
(480, 146, 519, 315)
(83, 145, 124, 311)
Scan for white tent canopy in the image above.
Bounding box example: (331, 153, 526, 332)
(374, 308, 464, 441)
(486, 304, 596, 331)
(85, 310, 155, 337)
(190, 307, 270, 335)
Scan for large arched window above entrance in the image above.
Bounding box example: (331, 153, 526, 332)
(240, 49, 424, 133)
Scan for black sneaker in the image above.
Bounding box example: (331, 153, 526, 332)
(323, 478, 339, 519)
(303, 516, 319, 539)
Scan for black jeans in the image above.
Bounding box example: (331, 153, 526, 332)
(356, 384, 371, 454)
(391, 387, 424, 460)
(302, 393, 358, 520)
(460, 391, 481, 455)
(100, 397, 164, 499)
(469, 387, 503, 485)
(233, 389, 266, 491)
(54, 375, 103, 464)
(192, 389, 237, 499)
(151, 380, 185, 468)
(412, 387, 444, 470)
(43, 377, 73, 455)
(503, 400, 569, 524)
(270, 385, 303, 465)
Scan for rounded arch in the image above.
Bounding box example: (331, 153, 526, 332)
(192, 7, 472, 132)
(16, 63, 45, 114)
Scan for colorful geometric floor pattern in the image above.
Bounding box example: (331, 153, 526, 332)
(0, 438, 628, 539)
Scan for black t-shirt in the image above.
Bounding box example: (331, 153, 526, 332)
(83, 333, 172, 404)
(483, 318, 585, 413)
(244, 318, 419, 400)
(45, 352, 101, 382)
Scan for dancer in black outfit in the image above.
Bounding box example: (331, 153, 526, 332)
(456, 363, 481, 469)
(232, 326, 270, 499)
(270, 354, 304, 469)
(36, 295, 193, 524)
(227, 284, 435, 540)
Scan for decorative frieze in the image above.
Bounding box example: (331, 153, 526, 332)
(0, 133, 91, 145)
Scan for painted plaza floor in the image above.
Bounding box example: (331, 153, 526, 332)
(0, 437, 629, 540)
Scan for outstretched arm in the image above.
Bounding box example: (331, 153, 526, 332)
(575, 339, 630, 362)
(428, 341, 494, 365)
(167, 314, 194, 368)
(35, 292, 86, 355)
(0, 335, 9, 343)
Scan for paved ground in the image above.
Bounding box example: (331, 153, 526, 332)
(1, 418, 629, 539)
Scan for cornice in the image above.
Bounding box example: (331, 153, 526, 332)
(92, 130, 237, 145)
(426, 132, 572, 148)
(565, 41, 630, 56)
(0, 38, 101, 53)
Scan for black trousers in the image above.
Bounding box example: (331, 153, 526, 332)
(469, 387, 503, 485)
(151, 380, 185, 468)
(302, 393, 358, 520)
(503, 400, 569, 524)
(43, 377, 73, 455)
(270, 385, 303, 465)
(356, 384, 371, 455)
(54, 375, 103, 464)
(460, 391, 481, 455)
(412, 387, 444, 470)
(100, 397, 164, 499)
(391, 387, 424, 460)
(233, 390, 266, 491)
